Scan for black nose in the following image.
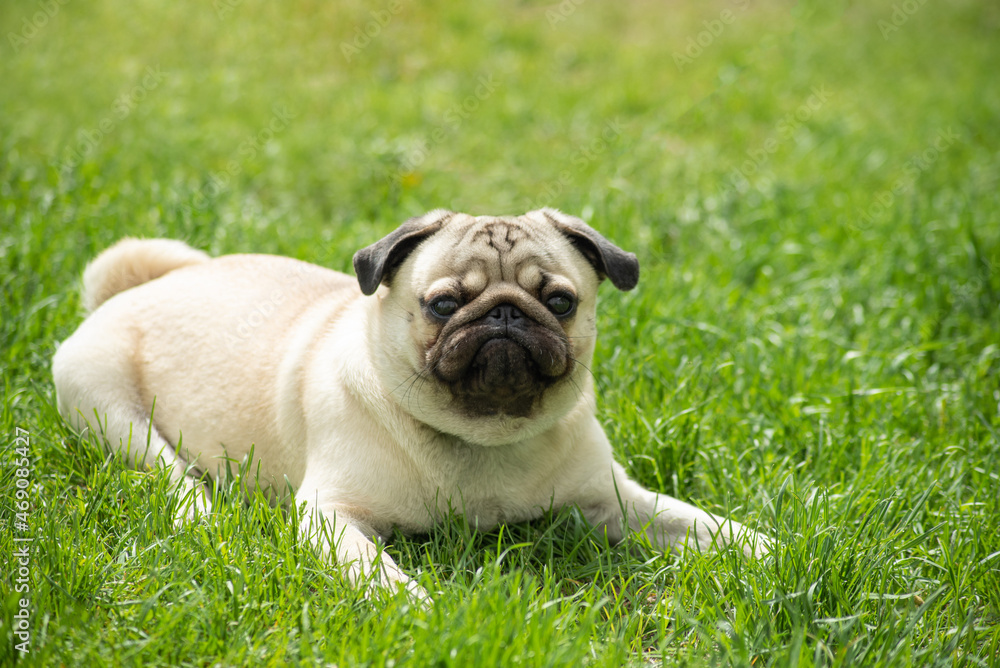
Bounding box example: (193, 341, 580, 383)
(487, 303, 524, 326)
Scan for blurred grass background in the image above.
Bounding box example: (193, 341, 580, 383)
(2, 0, 999, 665)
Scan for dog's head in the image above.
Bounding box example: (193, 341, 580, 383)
(353, 208, 638, 445)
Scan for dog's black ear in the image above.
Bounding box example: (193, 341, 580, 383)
(535, 208, 639, 291)
(353, 210, 456, 295)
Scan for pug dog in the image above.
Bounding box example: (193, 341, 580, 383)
(53, 208, 766, 597)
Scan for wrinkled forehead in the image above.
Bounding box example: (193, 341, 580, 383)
(408, 214, 586, 295)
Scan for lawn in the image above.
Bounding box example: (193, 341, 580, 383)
(2, 0, 999, 665)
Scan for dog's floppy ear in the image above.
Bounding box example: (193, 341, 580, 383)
(533, 208, 639, 291)
(353, 210, 456, 295)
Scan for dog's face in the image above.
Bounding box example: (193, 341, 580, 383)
(354, 208, 638, 446)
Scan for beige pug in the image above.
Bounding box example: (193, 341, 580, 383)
(53, 208, 767, 597)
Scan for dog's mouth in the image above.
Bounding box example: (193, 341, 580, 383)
(430, 306, 571, 417)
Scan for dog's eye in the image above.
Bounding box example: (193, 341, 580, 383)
(546, 293, 576, 317)
(429, 297, 459, 319)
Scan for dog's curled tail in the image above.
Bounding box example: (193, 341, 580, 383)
(82, 238, 211, 312)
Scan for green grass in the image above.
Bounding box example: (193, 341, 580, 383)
(2, 0, 999, 665)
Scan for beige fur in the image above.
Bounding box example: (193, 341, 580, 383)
(53, 209, 767, 599)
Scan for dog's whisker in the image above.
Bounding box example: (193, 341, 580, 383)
(399, 365, 432, 415)
(382, 304, 416, 323)
(566, 372, 585, 401)
(569, 355, 596, 379)
(414, 368, 433, 416)
(389, 371, 421, 398)
(401, 373, 419, 411)
(569, 355, 604, 395)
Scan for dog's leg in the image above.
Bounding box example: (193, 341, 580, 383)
(74, 405, 210, 523)
(581, 462, 768, 557)
(53, 336, 211, 523)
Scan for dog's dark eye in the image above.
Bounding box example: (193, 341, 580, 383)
(546, 293, 576, 317)
(429, 297, 459, 319)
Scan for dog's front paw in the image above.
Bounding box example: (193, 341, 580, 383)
(401, 577, 432, 606)
(172, 484, 212, 527)
(738, 528, 772, 558)
(349, 562, 431, 605)
(684, 519, 771, 558)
